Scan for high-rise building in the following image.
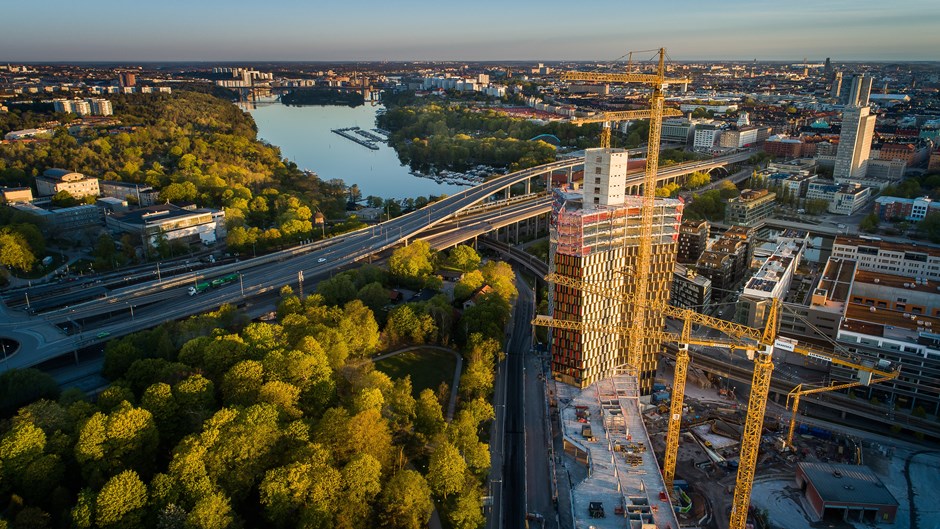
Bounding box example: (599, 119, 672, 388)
(846, 74, 872, 107)
(549, 148, 683, 393)
(834, 75, 876, 181)
(824, 57, 832, 76)
(119, 72, 136, 88)
(834, 106, 876, 180)
(830, 72, 843, 99)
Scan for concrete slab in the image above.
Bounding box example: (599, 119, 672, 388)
(558, 373, 680, 529)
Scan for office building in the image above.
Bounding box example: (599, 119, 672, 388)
(106, 204, 224, 247)
(35, 169, 99, 198)
(834, 268, 940, 415)
(725, 189, 776, 227)
(874, 196, 940, 222)
(0, 187, 33, 203)
(677, 219, 709, 264)
(828, 183, 871, 215)
(735, 239, 804, 328)
(779, 257, 856, 354)
(846, 74, 873, 108)
(718, 126, 758, 149)
(831, 236, 940, 282)
(692, 124, 721, 152)
(549, 147, 683, 393)
(834, 76, 876, 181)
(8, 203, 103, 232)
(99, 180, 161, 206)
(671, 263, 712, 312)
(661, 119, 694, 145)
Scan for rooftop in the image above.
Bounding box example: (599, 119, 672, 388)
(835, 235, 940, 258)
(557, 374, 679, 529)
(854, 269, 937, 295)
(841, 302, 940, 341)
(109, 204, 213, 226)
(799, 462, 898, 507)
(743, 240, 803, 296)
(40, 168, 90, 182)
(812, 257, 856, 311)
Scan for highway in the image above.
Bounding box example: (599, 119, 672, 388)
(0, 151, 752, 371)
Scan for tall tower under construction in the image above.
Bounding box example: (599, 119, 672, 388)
(548, 148, 683, 394)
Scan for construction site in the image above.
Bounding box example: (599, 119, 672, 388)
(534, 48, 912, 529)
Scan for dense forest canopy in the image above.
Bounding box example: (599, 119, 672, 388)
(0, 244, 511, 528)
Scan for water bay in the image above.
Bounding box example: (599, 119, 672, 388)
(244, 99, 469, 200)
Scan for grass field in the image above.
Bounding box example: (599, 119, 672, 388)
(375, 348, 458, 406)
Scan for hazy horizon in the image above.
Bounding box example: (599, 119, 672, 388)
(3, 0, 939, 63)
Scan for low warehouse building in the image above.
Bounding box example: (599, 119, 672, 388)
(796, 462, 898, 524)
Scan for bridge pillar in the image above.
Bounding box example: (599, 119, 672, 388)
(567, 166, 573, 185)
(525, 177, 531, 195)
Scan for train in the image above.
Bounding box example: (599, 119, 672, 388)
(188, 273, 239, 296)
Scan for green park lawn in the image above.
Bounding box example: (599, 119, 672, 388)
(375, 348, 459, 407)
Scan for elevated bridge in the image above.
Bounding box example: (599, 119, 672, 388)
(0, 151, 752, 371)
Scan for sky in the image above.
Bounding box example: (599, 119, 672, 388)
(3, 0, 939, 62)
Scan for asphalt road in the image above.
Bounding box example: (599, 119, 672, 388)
(502, 277, 528, 529)
(520, 281, 557, 528)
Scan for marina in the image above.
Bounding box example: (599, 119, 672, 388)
(332, 126, 381, 150)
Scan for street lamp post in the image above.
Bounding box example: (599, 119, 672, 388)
(129, 304, 135, 321)
(239, 273, 245, 296)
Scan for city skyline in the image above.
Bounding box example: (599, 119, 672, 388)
(3, 0, 939, 62)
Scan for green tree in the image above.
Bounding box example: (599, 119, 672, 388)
(385, 305, 437, 345)
(316, 273, 357, 307)
(454, 270, 485, 301)
(75, 403, 159, 487)
(860, 213, 880, 233)
(335, 454, 382, 529)
(389, 240, 434, 287)
(447, 484, 485, 529)
(686, 170, 711, 189)
(187, 492, 233, 529)
(448, 245, 481, 272)
(414, 388, 446, 440)
(379, 470, 433, 529)
(51, 190, 79, 207)
(0, 369, 59, 416)
(95, 470, 148, 528)
(0, 230, 37, 273)
(259, 447, 340, 527)
(481, 261, 517, 301)
(427, 441, 466, 499)
(357, 281, 389, 320)
(220, 360, 264, 406)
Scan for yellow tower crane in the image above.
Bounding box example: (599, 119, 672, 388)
(561, 48, 690, 380)
(785, 374, 897, 448)
(533, 274, 898, 528)
(568, 108, 683, 149)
